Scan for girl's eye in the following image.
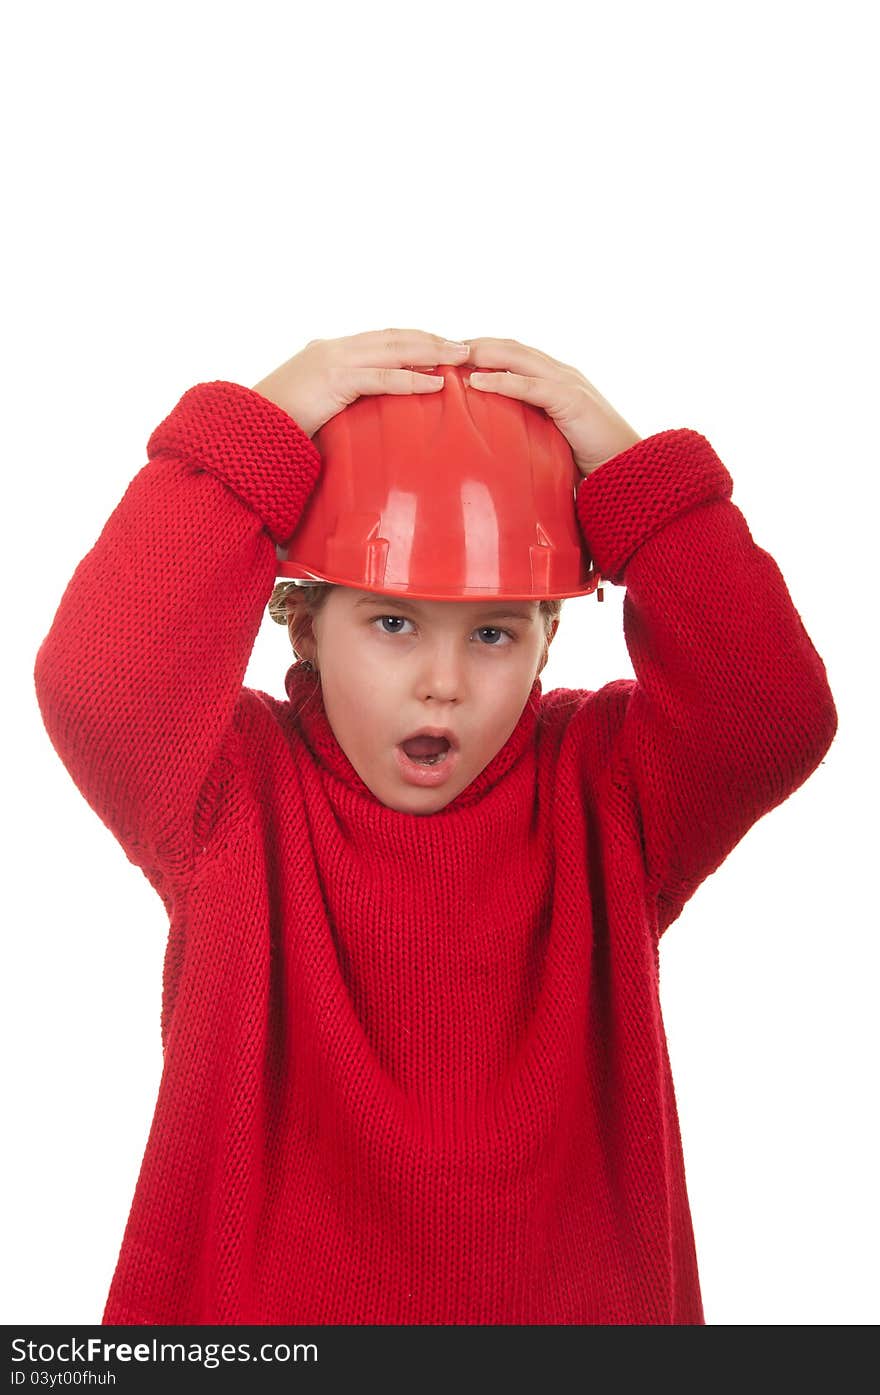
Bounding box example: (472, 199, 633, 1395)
(372, 615, 514, 645)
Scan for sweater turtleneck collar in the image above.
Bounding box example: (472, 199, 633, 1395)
(283, 660, 543, 813)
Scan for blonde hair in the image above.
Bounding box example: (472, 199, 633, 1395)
(268, 581, 563, 673)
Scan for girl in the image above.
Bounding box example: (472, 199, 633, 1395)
(33, 328, 837, 1324)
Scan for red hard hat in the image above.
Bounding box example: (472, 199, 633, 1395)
(275, 361, 602, 601)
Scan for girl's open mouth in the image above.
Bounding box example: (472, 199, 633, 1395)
(394, 739, 459, 787)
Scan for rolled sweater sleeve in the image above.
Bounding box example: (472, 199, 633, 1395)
(575, 428, 839, 939)
(33, 381, 322, 894)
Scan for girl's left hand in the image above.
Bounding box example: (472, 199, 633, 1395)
(460, 336, 642, 476)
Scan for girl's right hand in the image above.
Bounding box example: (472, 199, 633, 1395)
(251, 328, 472, 439)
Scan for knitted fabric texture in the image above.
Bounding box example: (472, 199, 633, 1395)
(33, 381, 838, 1325)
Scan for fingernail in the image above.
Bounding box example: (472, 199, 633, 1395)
(444, 341, 470, 355)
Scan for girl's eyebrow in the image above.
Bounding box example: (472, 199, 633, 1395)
(353, 594, 535, 622)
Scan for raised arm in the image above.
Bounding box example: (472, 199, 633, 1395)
(574, 429, 839, 938)
(34, 330, 477, 898)
(460, 333, 837, 940)
(33, 380, 322, 893)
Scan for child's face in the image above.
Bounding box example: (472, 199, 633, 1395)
(308, 587, 548, 815)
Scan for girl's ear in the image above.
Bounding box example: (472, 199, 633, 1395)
(286, 600, 318, 665)
(536, 617, 560, 678)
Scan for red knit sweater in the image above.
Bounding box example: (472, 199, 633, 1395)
(33, 381, 837, 1326)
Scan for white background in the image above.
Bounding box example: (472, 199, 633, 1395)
(4, 0, 876, 1327)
